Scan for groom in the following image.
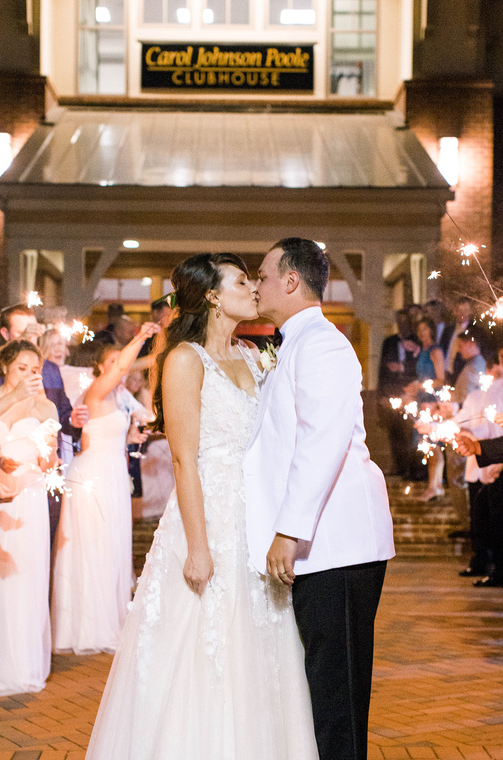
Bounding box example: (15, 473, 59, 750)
(243, 238, 395, 760)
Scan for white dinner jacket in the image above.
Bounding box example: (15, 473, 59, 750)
(243, 307, 395, 576)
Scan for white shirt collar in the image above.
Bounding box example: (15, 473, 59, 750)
(279, 306, 323, 346)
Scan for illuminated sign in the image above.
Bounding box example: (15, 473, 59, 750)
(141, 43, 314, 91)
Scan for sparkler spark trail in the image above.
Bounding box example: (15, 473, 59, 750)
(485, 404, 497, 423)
(389, 397, 402, 410)
(428, 270, 441, 280)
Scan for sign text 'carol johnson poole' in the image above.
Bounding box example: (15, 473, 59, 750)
(141, 43, 314, 91)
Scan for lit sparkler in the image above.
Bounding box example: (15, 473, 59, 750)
(389, 397, 402, 410)
(479, 374, 494, 392)
(44, 465, 72, 501)
(431, 419, 460, 445)
(404, 485, 411, 495)
(422, 379, 435, 395)
(29, 418, 61, 460)
(428, 270, 441, 280)
(485, 404, 497, 423)
(418, 437, 435, 463)
(419, 408, 434, 424)
(403, 401, 418, 419)
(59, 320, 95, 343)
(436, 385, 453, 402)
(27, 291, 43, 307)
(79, 372, 93, 392)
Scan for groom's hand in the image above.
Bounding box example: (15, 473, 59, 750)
(267, 534, 298, 586)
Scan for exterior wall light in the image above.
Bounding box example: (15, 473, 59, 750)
(437, 137, 459, 187)
(0, 133, 12, 176)
(123, 240, 140, 249)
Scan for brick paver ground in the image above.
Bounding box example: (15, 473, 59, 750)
(1, 557, 502, 759)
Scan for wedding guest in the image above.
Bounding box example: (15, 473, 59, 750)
(39, 328, 89, 544)
(377, 309, 418, 478)
(51, 322, 158, 655)
(0, 340, 58, 695)
(406, 317, 446, 501)
(444, 297, 473, 382)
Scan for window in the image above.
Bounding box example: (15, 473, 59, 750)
(78, 0, 126, 94)
(269, 0, 315, 26)
(143, 0, 190, 24)
(330, 0, 376, 96)
(203, 0, 249, 25)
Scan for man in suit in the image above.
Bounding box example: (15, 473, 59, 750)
(377, 308, 419, 478)
(243, 238, 395, 760)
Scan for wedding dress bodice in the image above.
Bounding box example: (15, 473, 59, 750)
(191, 342, 260, 465)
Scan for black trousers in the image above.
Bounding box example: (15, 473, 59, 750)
(292, 560, 387, 760)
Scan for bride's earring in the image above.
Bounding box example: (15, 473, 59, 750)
(216, 302, 221, 319)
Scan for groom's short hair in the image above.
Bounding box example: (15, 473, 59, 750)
(271, 238, 329, 301)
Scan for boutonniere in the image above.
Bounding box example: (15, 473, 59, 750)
(260, 342, 277, 372)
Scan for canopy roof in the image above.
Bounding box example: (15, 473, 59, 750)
(0, 107, 449, 190)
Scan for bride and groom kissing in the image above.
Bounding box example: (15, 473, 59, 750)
(86, 237, 395, 760)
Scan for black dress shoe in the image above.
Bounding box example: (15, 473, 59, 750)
(473, 575, 503, 587)
(459, 567, 484, 577)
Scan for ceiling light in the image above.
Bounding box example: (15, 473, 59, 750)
(280, 9, 316, 24)
(177, 8, 191, 23)
(95, 6, 111, 22)
(141, 277, 153, 287)
(203, 8, 214, 23)
(123, 240, 140, 249)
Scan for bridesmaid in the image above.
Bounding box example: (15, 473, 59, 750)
(0, 340, 58, 695)
(51, 321, 159, 655)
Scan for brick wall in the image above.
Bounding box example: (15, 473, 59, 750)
(0, 72, 49, 306)
(403, 79, 494, 306)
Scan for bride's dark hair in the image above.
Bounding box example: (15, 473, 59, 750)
(149, 252, 249, 433)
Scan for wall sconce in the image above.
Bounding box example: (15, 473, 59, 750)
(0, 133, 12, 177)
(437, 137, 459, 186)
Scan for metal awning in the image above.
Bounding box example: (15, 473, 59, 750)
(0, 107, 449, 190)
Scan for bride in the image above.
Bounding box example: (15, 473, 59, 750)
(85, 252, 318, 760)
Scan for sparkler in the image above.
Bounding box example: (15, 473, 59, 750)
(44, 465, 72, 501)
(79, 372, 93, 392)
(403, 401, 418, 419)
(422, 379, 435, 395)
(436, 385, 453, 402)
(29, 418, 61, 460)
(479, 374, 494, 392)
(27, 291, 43, 307)
(59, 320, 95, 343)
(485, 404, 497, 423)
(428, 270, 441, 280)
(389, 397, 402, 410)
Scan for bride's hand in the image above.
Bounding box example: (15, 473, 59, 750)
(183, 547, 214, 596)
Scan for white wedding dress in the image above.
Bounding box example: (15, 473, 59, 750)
(51, 408, 132, 654)
(86, 342, 318, 760)
(0, 418, 51, 695)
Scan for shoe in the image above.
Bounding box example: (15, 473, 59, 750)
(473, 575, 503, 587)
(459, 567, 484, 577)
(418, 487, 445, 502)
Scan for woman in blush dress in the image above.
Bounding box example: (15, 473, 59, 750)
(50, 322, 159, 655)
(85, 253, 318, 760)
(406, 316, 446, 501)
(0, 340, 58, 695)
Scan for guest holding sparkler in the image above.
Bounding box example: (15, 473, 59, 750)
(51, 321, 159, 655)
(0, 340, 58, 695)
(405, 317, 446, 501)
